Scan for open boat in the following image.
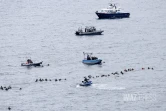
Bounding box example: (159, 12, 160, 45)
(82, 52, 102, 65)
(75, 26, 104, 35)
(21, 62, 43, 66)
(21, 59, 43, 66)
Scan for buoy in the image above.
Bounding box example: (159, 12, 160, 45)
(8, 86, 12, 89)
(0, 86, 3, 90)
(8, 107, 11, 110)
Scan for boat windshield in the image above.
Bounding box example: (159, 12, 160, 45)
(78, 28, 83, 32)
(101, 9, 117, 13)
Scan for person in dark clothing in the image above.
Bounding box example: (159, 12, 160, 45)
(87, 55, 91, 60)
(27, 59, 33, 63)
(84, 77, 89, 83)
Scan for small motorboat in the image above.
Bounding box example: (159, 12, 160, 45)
(21, 59, 43, 66)
(75, 26, 104, 35)
(82, 52, 102, 65)
(96, 3, 130, 19)
(79, 81, 92, 86)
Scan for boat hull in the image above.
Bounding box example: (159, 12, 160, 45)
(21, 62, 43, 66)
(75, 30, 104, 35)
(96, 12, 130, 19)
(80, 81, 92, 86)
(82, 59, 102, 65)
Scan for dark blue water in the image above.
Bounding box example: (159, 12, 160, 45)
(0, 0, 166, 110)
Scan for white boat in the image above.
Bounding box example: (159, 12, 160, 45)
(96, 3, 130, 19)
(82, 52, 102, 65)
(75, 26, 104, 35)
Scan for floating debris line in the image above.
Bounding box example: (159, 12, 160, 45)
(0, 85, 22, 91)
(84, 67, 154, 79)
(35, 78, 67, 82)
(0, 86, 12, 91)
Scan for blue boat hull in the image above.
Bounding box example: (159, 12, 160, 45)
(96, 12, 130, 19)
(80, 81, 92, 86)
(82, 59, 102, 65)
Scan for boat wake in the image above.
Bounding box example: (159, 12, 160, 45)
(92, 84, 126, 90)
(76, 83, 125, 91)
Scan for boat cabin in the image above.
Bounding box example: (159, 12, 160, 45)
(77, 26, 97, 33)
(85, 26, 96, 32)
(100, 8, 117, 13)
(97, 3, 120, 14)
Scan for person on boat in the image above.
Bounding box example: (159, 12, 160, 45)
(94, 27, 96, 31)
(87, 55, 91, 60)
(83, 77, 89, 83)
(27, 59, 33, 64)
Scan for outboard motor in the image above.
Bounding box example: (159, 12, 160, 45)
(75, 31, 80, 35)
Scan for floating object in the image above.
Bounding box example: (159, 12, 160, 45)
(0, 86, 3, 90)
(95, 3, 130, 19)
(35, 79, 38, 82)
(75, 26, 104, 35)
(8, 107, 11, 110)
(82, 52, 102, 65)
(21, 62, 42, 66)
(21, 59, 43, 66)
(79, 81, 92, 86)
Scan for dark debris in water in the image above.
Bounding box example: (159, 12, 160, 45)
(35, 78, 67, 82)
(0, 85, 22, 92)
(85, 67, 154, 79)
